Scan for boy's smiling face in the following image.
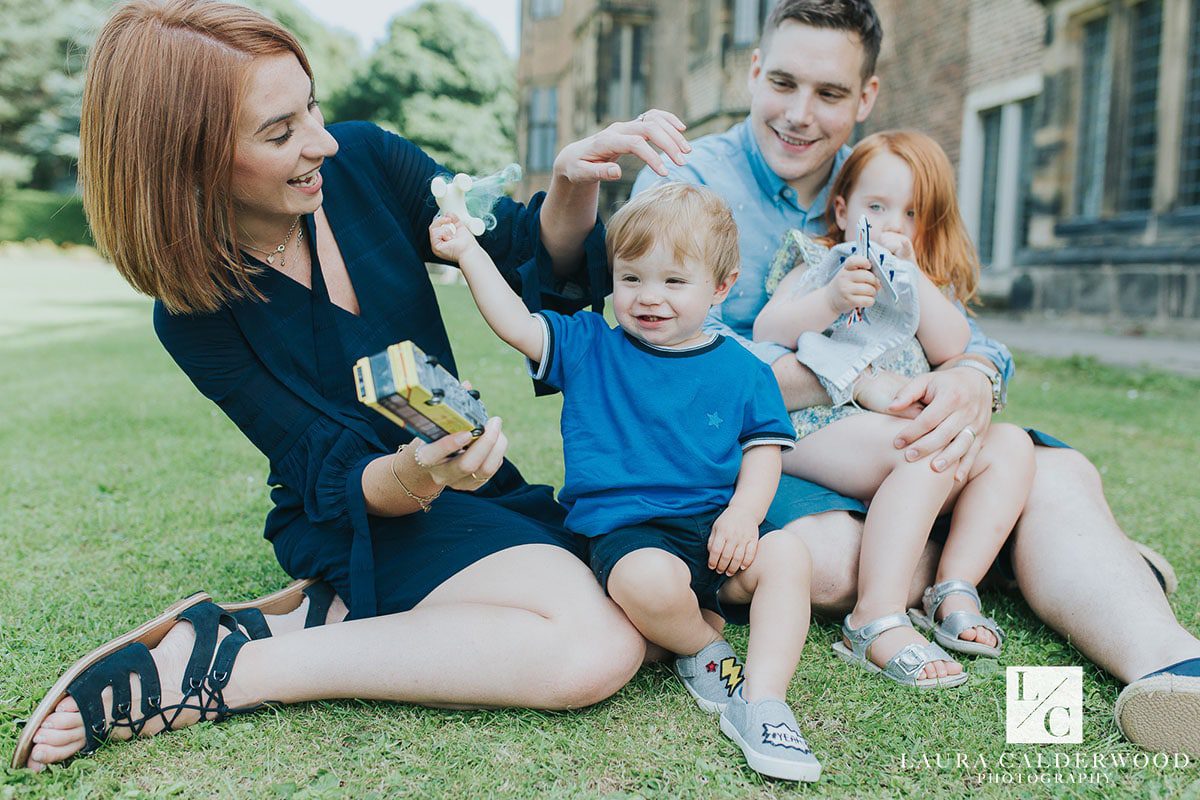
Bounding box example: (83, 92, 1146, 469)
(612, 241, 736, 349)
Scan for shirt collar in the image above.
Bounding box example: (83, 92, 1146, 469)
(737, 117, 852, 217)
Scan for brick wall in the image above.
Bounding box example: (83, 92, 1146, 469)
(864, 0, 969, 165)
(967, 0, 1048, 89)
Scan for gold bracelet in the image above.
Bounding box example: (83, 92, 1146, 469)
(389, 446, 442, 512)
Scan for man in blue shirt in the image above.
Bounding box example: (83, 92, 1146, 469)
(632, 0, 1200, 757)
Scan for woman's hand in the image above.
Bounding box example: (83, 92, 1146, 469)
(823, 255, 879, 315)
(551, 109, 691, 184)
(414, 416, 507, 492)
(429, 213, 482, 264)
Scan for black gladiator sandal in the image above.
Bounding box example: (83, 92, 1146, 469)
(223, 579, 338, 640)
(17, 601, 261, 767)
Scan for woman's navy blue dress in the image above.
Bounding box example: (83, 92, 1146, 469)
(154, 122, 607, 620)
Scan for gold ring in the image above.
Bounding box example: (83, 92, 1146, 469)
(471, 472, 481, 481)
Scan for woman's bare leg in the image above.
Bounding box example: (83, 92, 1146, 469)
(26, 544, 644, 769)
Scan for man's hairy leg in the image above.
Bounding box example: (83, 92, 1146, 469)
(1012, 448, 1200, 683)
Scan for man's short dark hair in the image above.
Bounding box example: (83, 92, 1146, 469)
(762, 0, 883, 81)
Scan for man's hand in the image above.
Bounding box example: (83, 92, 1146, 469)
(887, 364, 993, 480)
(823, 255, 879, 315)
(707, 506, 760, 576)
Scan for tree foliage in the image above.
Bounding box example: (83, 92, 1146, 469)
(0, 0, 517, 201)
(329, 1, 517, 175)
(0, 0, 104, 195)
(0, 0, 360, 195)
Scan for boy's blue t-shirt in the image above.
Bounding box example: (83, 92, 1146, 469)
(530, 310, 796, 537)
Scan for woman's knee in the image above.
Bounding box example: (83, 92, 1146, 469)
(542, 601, 644, 709)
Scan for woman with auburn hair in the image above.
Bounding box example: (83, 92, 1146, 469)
(15, 0, 693, 771)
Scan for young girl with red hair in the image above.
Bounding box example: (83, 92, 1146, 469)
(755, 130, 1035, 689)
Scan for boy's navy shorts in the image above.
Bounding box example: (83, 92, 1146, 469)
(586, 509, 779, 623)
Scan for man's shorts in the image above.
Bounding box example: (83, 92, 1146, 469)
(587, 509, 779, 622)
(765, 428, 1072, 582)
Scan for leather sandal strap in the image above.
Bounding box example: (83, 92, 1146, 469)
(66, 642, 161, 754)
(886, 641, 959, 682)
(923, 579, 981, 619)
(303, 581, 336, 629)
(231, 608, 271, 641)
(177, 602, 238, 693)
(843, 612, 913, 658)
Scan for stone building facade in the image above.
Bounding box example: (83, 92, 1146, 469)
(516, 0, 1200, 325)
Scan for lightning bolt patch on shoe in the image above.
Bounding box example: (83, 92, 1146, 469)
(719, 656, 745, 697)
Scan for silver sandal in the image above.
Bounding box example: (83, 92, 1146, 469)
(831, 612, 968, 689)
(909, 579, 1004, 658)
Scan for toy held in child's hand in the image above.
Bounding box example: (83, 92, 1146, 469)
(353, 341, 488, 443)
(846, 215, 899, 325)
(430, 164, 523, 238)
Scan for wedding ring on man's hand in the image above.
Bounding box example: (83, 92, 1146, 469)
(961, 426, 978, 443)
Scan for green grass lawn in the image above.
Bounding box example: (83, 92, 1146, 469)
(1, 261, 1197, 798)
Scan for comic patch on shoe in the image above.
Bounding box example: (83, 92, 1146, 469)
(761, 721, 813, 753)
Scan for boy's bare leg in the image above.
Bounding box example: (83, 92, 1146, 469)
(933, 423, 1036, 648)
(718, 531, 812, 701)
(607, 549, 722, 656)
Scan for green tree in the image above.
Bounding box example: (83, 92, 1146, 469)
(328, 0, 516, 175)
(244, 0, 361, 103)
(0, 0, 104, 195)
(0, 0, 359, 198)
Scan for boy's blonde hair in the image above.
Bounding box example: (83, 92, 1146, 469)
(606, 182, 740, 285)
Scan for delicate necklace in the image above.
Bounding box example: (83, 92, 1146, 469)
(243, 216, 303, 267)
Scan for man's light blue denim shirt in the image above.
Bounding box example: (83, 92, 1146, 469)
(629, 118, 1014, 382)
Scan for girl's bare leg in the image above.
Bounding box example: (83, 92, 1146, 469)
(933, 423, 1035, 647)
(26, 544, 645, 769)
(784, 413, 959, 680)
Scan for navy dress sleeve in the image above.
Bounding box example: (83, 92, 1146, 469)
(362, 124, 609, 316)
(153, 303, 380, 538)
